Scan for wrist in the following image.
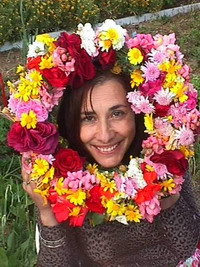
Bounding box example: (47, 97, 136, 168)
(39, 208, 58, 227)
(160, 193, 180, 210)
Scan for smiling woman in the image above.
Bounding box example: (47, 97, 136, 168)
(4, 19, 200, 266)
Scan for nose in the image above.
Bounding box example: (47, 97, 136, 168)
(96, 118, 115, 144)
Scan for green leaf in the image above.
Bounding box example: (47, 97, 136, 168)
(90, 213, 105, 226)
(0, 248, 8, 267)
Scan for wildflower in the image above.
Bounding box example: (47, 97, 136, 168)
(98, 19, 126, 51)
(106, 200, 125, 218)
(28, 70, 43, 88)
(153, 88, 175, 105)
(32, 158, 49, 177)
(161, 178, 176, 192)
(27, 41, 46, 58)
(16, 65, 25, 74)
(66, 189, 86, 205)
(128, 48, 143, 65)
(20, 110, 37, 129)
(125, 205, 142, 223)
(39, 56, 54, 70)
(86, 163, 98, 174)
(130, 69, 144, 88)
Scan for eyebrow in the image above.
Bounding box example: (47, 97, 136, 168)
(80, 104, 128, 115)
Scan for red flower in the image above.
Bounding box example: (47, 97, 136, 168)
(26, 56, 41, 71)
(154, 103, 170, 117)
(56, 32, 96, 88)
(150, 150, 188, 176)
(143, 171, 157, 184)
(51, 200, 74, 223)
(69, 207, 88, 227)
(53, 148, 84, 177)
(86, 186, 105, 214)
(98, 49, 116, 70)
(7, 122, 59, 154)
(42, 67, 69, 88)
(135, 183, 161, 204)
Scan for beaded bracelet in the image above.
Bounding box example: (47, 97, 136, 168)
(39, 233, 66, 249)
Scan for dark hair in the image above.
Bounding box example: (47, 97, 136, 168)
(57, 71, 147, 164)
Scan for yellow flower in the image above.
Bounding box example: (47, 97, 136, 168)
(55, 178, 68, 195)
(14, 79, 32, 102)
(16, 65, 25, 74)
(161, 178, 176, 192)
(128, 48, 143, 65)
(96, 173, 116, 193)
(106, 200, 125, 218)
(20, 110, 37, 129)
(36, 33, 55, 47)
(130, 69, 144, 88)
(179, 146, 194, 158)
(28, 70, 43, 88)
(7, 81, 15, 94)
(42, 166, 55, 184)
(144, 114, 154, 132)
(86, 163, 98, 174)
(32, 159, 49, 176)
(69, 207, 81, 217)
(99, 29, 119, 51)
(66, 189, 86, 206)
(39, 56, 54, 70)
(125, 205, 142, 223)
(170, 82, 188, 103)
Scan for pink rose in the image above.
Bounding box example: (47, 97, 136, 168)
(7, 122, 59, 154)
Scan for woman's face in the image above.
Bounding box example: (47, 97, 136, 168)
(80, 79, 136, 168)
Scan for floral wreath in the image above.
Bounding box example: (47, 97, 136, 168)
(3, 19, 200, 227)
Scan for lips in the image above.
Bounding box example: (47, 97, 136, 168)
(94, 143, 119, 153)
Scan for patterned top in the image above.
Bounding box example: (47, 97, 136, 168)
(37, 173, 200, 267)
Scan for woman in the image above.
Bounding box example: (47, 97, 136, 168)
(6, 20, 200, 266)
(21, 71, 200, 267)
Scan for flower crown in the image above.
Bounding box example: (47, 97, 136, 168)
(4, 19, 200, 226)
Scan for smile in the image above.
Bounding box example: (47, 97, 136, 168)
(95, 143, 119, 153)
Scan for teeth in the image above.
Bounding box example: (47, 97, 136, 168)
(96, 144, 118, 152)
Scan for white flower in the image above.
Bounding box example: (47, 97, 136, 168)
(127, 158, 147, 189)
(115, 215, 128, 225)
(77, 23, 98, 57)
(27, 41, 46, 58)
(97, 19, 127, 51)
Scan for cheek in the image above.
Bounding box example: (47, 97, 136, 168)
(80, 125, 91, 145)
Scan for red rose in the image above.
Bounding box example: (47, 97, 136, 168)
(154, 103, 170, 117)
(42, 67, 69, 88)
(53, 148, 84, 177)
(98, 49, 116, 70)
(86, 186, 105, 214)
(7, 122, 59, 154)
(56, 32, 96, 89)
(150, 150, 188, 176)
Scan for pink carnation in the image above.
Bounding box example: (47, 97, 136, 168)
(126, 33, 154, 53)
(138, 195, 161, 223)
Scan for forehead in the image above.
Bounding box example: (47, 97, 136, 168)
(82, 79, 128, 111)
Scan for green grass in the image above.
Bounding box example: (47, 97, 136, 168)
(0, 118, 37, 267)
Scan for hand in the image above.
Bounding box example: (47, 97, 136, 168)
(22, 168, 58, 226)
(160, 193, 180, 210)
